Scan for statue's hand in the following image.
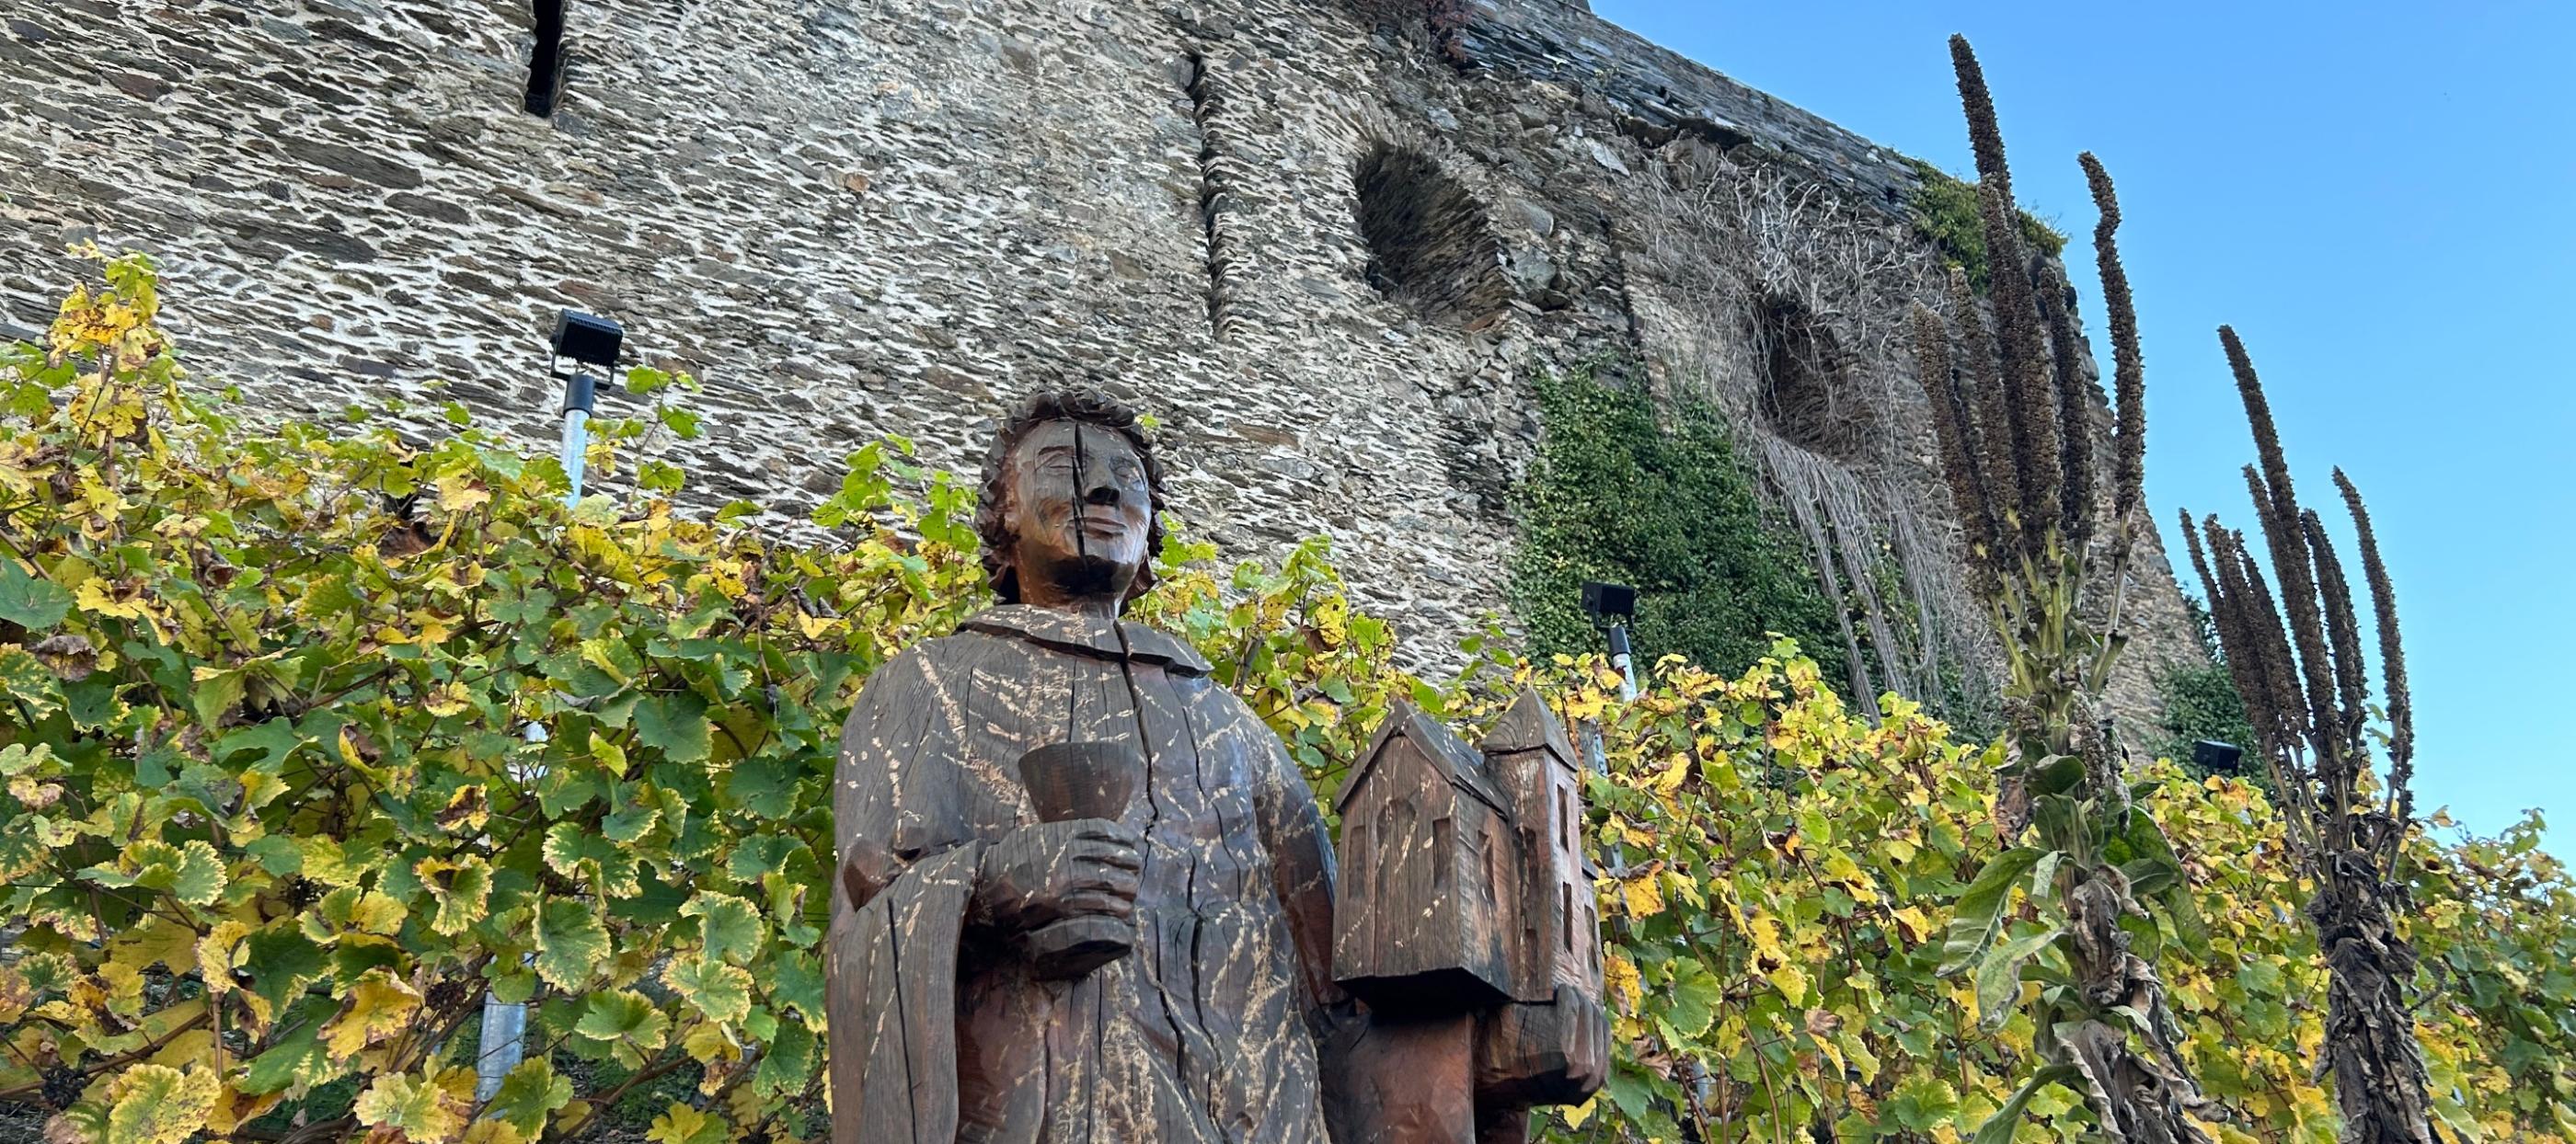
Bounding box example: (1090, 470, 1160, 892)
(972, 818, 1142, 939)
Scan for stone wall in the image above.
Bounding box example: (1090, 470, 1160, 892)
(0, 0, 2199, 729)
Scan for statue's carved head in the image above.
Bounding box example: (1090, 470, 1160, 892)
(975, 388, 1167, 613)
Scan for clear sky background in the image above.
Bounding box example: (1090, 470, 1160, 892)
(1588, 1, 2576, 846)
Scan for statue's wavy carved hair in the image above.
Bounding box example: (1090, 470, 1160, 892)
(975, 387, 1169, 606)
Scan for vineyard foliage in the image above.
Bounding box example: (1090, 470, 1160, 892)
(1, 256, 2572, 1143)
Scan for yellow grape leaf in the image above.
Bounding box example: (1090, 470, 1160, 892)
(1560, 1095, 1597, 1129)
(99, 1063, 220, 1144)
(144, 1028, 212, 1070)
(462, 1122, 529, 1144)
(1664, 869, 1705, 909)
(194, 921, 250, 996)
(408, 609, 460, 646)
(1603, 951, 1643, 1013)
(416, 856, 493, 937)
(434, 785, 490, 835)
(323, 970, 422, 1060)
(1621, 875, 1664, 919)
(96, 962, 145, 1017)
(208, 1084, 285, 1135)
(0, 966, 29, 1024)
(347, 889, 409, 936)
(1766, 962, 1811, 1006)
(1892, 905, 1935, 944)
(352, 1069, 472, 1144)
(422, 681, 474, 717)
(1614, 817, 1654, 848)
(297, 837, 375, 887)
(75, 578, 155, 622)
(1654, 751, 1691, 795)
(436, 474, 492, 515)
(646, 1103, 726, 1144)
(681, 1021, 742, 1066)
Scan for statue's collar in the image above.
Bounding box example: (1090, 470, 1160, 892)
(959, 604, 1213, 678)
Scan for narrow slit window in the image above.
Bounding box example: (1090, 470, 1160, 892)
(525, 0, 567, 116)
(1562, 885, 1574, 951)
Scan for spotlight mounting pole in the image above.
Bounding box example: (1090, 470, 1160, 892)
(477, 312, 622, 1104)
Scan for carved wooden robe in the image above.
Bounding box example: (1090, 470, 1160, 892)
(827, 605, 1346, 1144)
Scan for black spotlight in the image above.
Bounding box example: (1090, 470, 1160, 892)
(550, 310, 622, 370)
(1581, 581, 1638, 626)
(2192, 740, 2244, 775)
(1580, 581, 1639, 699)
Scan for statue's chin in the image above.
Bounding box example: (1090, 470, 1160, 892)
(1030, 554, 1137, 606)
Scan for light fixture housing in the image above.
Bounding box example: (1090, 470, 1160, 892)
(2191, 740, 2244, 775)
(549, 309, 622, 371)
(1580, 581, 1638, 627)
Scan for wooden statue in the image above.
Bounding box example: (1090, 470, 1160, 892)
(827, 389, 1604, 1144)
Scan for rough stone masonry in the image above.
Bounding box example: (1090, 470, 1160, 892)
(0, 0, 2200, 727)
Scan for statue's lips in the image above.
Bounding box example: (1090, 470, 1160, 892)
(1073, 518, 1134, 542)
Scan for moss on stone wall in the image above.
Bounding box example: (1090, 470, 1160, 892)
(1904, 158, 2069, 292)
(1509, 365, 1848, 681)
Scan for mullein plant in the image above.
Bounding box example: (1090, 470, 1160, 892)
(2180, 328, 2440, 1144)
(1909, 37, 2222, 1143)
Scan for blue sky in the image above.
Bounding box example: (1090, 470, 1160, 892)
(1588, 1, 2576, 845)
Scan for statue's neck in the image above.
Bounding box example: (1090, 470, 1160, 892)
(1017, 587, 1121, 624)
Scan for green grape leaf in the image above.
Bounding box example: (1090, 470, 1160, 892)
(485, 1058, 573, 1135)
(664, 955, 754, 1024)
(681, 892, 764, 966)
(534, 898, 612, 990)
(0, 556, 72, 631)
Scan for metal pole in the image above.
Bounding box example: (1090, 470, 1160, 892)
(1605, 623, 1638, 701)
(473, 991, 529, 1101)
(472, 624, 558, 1099)
(558, 372, 596, 508)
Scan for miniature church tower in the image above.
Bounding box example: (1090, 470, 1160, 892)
(1478, 689, 1604, 1005)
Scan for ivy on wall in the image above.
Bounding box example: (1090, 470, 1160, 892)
(1508, 365, 1848, 684)
(2151, 596, 2260, 780)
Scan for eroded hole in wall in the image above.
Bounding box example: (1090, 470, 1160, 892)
(1755, 294, 1872, 463)
(1353, 143, 1509, 327)
(524, 0, 566, 117)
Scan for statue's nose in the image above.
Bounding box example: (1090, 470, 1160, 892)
(1083, 481, 1121, 506)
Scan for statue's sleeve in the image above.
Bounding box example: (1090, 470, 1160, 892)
(1246, 712, 1380, 1140)
(1248, 724, 1347, 1021)
(826, 646, 980, 1144)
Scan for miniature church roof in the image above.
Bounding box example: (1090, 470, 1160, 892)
(1337, 702, 1512, 818)
(1478, 687, 1578, 764)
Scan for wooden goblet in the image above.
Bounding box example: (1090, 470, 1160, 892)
(1013, 740, 1144, 979)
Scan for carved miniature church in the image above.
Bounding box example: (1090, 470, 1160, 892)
(1332, 689, 1603, 1014)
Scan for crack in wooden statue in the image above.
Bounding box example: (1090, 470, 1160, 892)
(828, 389, 1606, 1143)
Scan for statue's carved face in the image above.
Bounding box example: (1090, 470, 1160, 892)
(1000, 418, 1154, 612)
